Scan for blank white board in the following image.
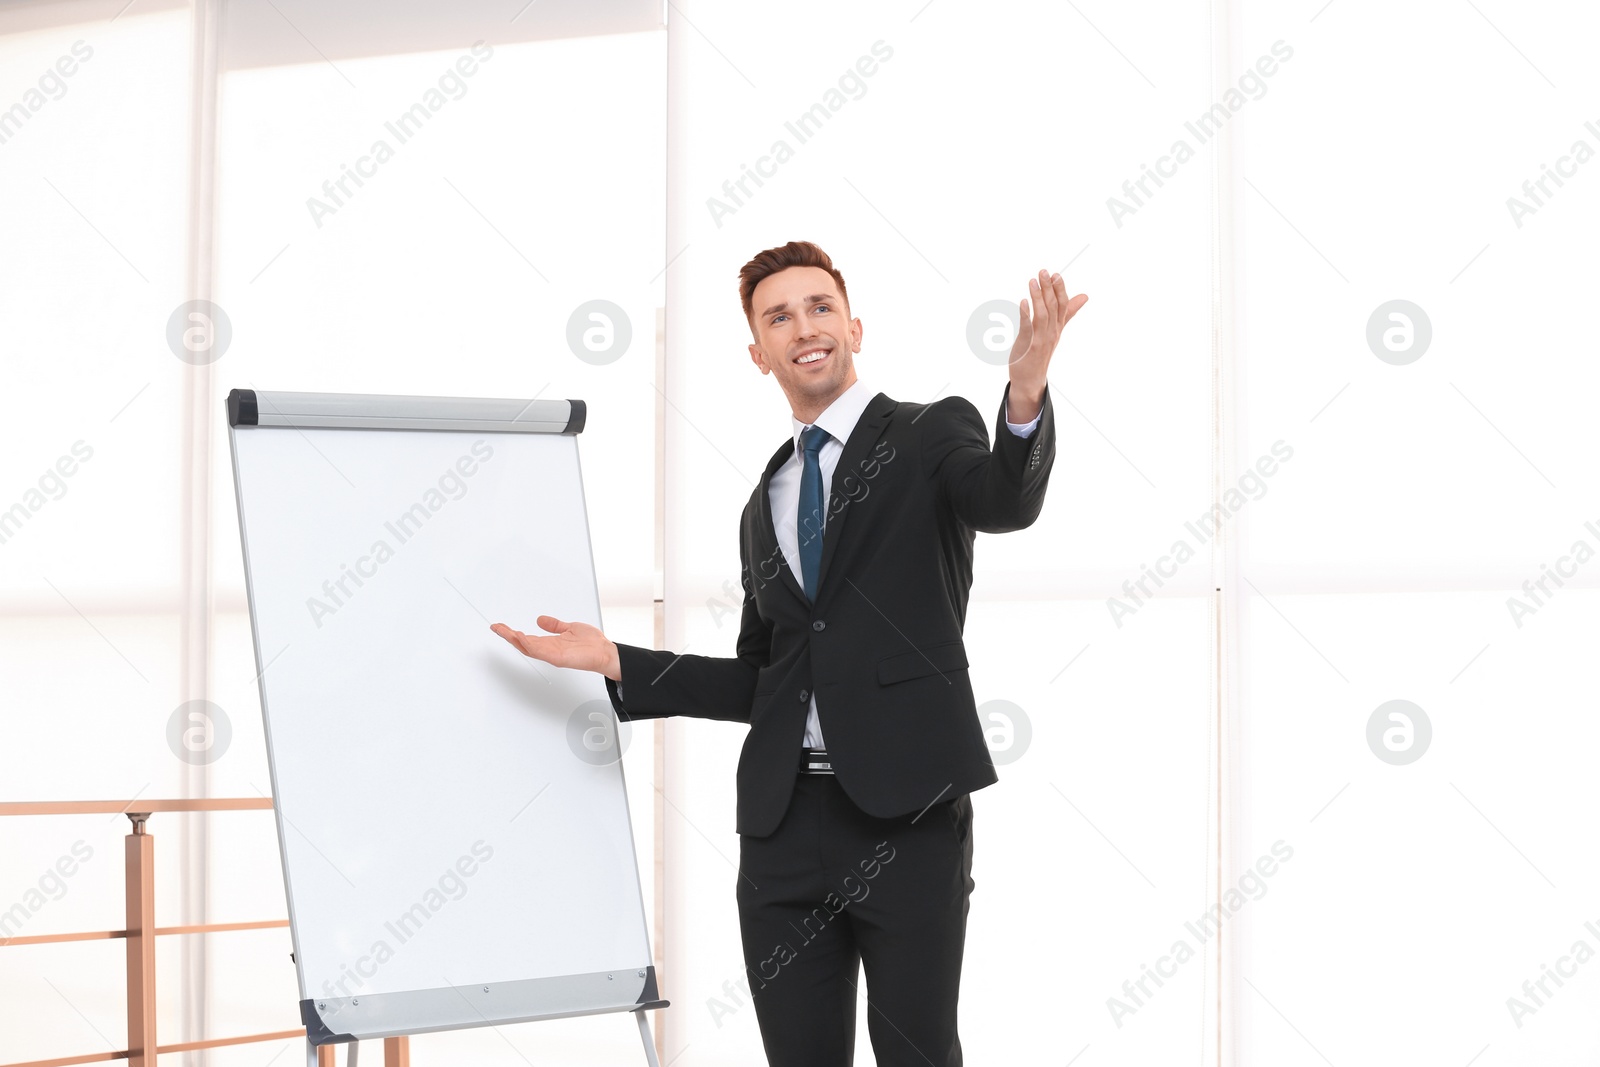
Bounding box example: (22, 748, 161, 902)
(226, 389, 659, 1044)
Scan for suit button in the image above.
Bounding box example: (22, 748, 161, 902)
(798, 689, 809, 702)
(812, 620, 825, 631)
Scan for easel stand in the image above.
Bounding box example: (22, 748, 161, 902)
(231, 389, 666, 1067)
(303, 1009, 663, 1066)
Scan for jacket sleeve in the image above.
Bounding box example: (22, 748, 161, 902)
(927, 381, 1056, 533)
(603, 531, 774, 724)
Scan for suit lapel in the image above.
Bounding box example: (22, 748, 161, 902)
(755, 436, 808, 606)
(816, 392, 895, 596)
(754, 391, 898, 608)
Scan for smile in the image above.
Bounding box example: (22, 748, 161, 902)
(794, 349, 830, 365)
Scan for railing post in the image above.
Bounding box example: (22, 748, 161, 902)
(125, 813, 157, 1067)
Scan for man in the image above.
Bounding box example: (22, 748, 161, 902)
(492, 240, 1086, 1065)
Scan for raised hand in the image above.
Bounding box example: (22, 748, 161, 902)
(1007, 268, 1088, 422)
(490, 616, 621, 681)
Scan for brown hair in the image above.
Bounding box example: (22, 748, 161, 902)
(738, 241, 850, 333)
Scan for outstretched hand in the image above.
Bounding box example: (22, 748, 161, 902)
(1006, 268, 1088, 422)
(490, 616, 621, 681)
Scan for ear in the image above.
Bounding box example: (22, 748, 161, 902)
(749, 342, 771, 375)
(849, 316, 863, 353)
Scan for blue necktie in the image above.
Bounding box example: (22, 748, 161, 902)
(798, 425, 829, 602)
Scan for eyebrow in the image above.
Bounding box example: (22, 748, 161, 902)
(759, 294, 835, 320)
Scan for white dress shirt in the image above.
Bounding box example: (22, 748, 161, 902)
(771, 380, 1042, 749)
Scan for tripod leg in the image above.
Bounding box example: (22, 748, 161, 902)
(635, 1010, 662, 1067)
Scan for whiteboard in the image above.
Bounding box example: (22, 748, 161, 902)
(226, 389, 660, 1044)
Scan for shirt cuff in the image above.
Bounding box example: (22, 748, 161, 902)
(1004, 397, 1041, 438)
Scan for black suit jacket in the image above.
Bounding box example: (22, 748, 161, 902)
(604, 381, 1056, 837)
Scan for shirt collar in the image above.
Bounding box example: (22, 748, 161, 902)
(791, 378, 873, 455)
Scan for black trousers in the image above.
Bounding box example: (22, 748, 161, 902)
(735, 772, 975, 1066)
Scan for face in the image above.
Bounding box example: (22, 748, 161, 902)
(747, 265, 861, 416)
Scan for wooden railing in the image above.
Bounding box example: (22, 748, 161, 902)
(0, 799, 410, 1067)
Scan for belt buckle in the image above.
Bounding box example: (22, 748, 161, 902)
(801, 748, 833, 774)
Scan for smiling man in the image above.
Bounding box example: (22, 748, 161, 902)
(492, 240, 1085, 1065)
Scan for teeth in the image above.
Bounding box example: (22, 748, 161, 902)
(796, 351, 827, 364)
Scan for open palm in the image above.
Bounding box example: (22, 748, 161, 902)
(1008, 268, 1088, 383)
(490, 616, 620, 680)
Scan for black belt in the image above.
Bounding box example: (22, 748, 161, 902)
(799, 747, 833, 774)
